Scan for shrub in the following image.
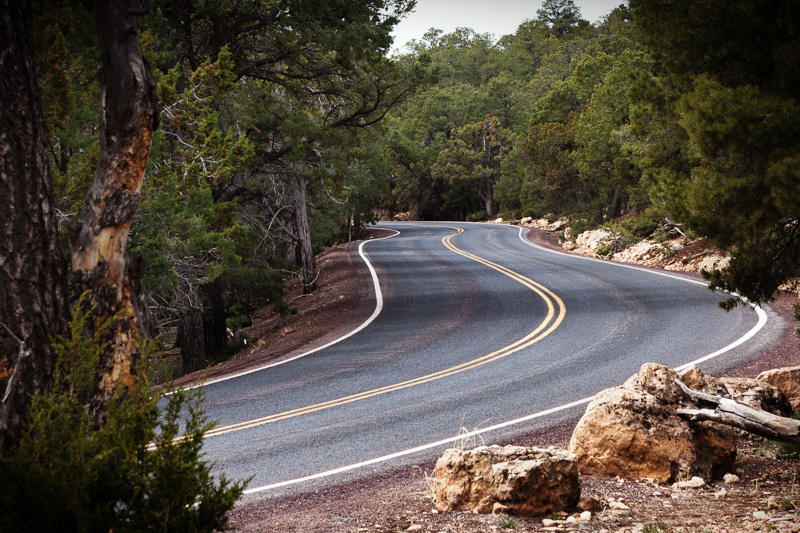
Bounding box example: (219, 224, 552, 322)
(596, 223, 637, 257)
(0, 301, 247, 532)
(619, 210, 664, 239)
(566, 217, 596, 242)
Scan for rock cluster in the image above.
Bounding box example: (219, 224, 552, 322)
(432, 445, 580, 516)
(429, 363, 799, 526)
(568, 363, 792, 483)
(519, 217, 568, 232)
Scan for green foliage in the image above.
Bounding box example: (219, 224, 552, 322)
(33, 0, 101, 219)
(565, 218, 595, 242)
(537, 0, 590, 39)
(433, 114, 510, 216)
(596, 223, 636, 258)
(0, 300, 246, 532)
(132, 176, 245, 297)
(642, 523, 670, 533)
(498, 516, 517, 528)
(497, 121, 581, 218)
(618, 210, 664, 239)
(678, 77, 800, 248)
(630, 0, 800, 308)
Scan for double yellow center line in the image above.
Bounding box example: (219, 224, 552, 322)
(196, 226, 566, 440)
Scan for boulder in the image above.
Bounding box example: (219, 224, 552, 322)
(612, 240, 663, 265)
(575, 229, 612, 252)
(698, 254, 730, 272)
(680, 366, 791, 416)
(757, 366, 800, 413)
(720, 377, 793, 416)
(432, 445, 580, 516)
(568, 363, 737, 483)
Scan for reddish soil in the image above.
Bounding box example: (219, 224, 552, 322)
(215, 227, 800, 533)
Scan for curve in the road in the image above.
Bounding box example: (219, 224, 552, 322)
(241, 223, 770, 496)
(202, 225, 566, 440)
(515, 226, 769, 372)
(181, 229, 400, 391)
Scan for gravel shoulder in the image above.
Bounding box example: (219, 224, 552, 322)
(222, 226, 800, 533)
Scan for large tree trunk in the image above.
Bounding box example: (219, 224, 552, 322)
(179, 307, 207, 375)
(67, 0, 158, 422)
(479, 179, 495, 217)
(0, 0, 70, 456)
(293, 177, 317, 294)
(203, 280, 227, 358)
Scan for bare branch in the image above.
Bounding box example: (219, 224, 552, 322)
(675, 379, 800, 445)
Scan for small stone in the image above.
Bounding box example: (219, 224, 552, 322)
(578, 511, 592, 522)
(609, 501, 630, 510)
(673, 476, 705, 489)
(565, 516, 578, 525)
(492, 503, 509, 515)
(724, 473, 740, 484)
(768, 496, 780, 509)
(753, 511, 769, 520)
(430, 509, 438, 514)
(406, 526, 423, 532)
(712, 489, 728, 498)
(542, 518, 557, 527)
(579, 496, 602, 513)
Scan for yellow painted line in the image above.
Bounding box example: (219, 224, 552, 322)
(169, 225, 566, 443)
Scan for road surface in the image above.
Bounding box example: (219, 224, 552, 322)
(190, 222, 784, 500)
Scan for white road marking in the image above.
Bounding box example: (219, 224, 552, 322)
(184, 230, 399, 390)
(514, 225, 769, 370)
(242, 224, 770, 496)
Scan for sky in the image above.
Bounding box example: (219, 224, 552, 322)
(390, 0, 626, 52)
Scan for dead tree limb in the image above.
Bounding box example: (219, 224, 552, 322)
(674, 379, 800, 445)
(681, 250, 711, 264)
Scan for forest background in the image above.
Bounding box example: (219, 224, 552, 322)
(1, 0, 799, 530)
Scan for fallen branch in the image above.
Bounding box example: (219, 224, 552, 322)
(674, 379, 800, 445)
(681, 250, 711, 264)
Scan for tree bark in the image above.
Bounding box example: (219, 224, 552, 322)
(67, 0, 158, 422)
(293, 177, 317, 294)
(480, 179, 495, 217)
(0, 0, 70, 455)
(203, 280, 227, 358)
(675, 379, 800, 446)
(179, 307, 207, 375)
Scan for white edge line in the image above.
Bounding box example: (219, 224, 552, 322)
(242, 223, 769, 496)
(243, 396, 593, 495)
(513, 225, 769, 370)
(179, 230, 399, 391)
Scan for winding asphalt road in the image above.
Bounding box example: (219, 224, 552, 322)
(194, 222, 785, 501)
